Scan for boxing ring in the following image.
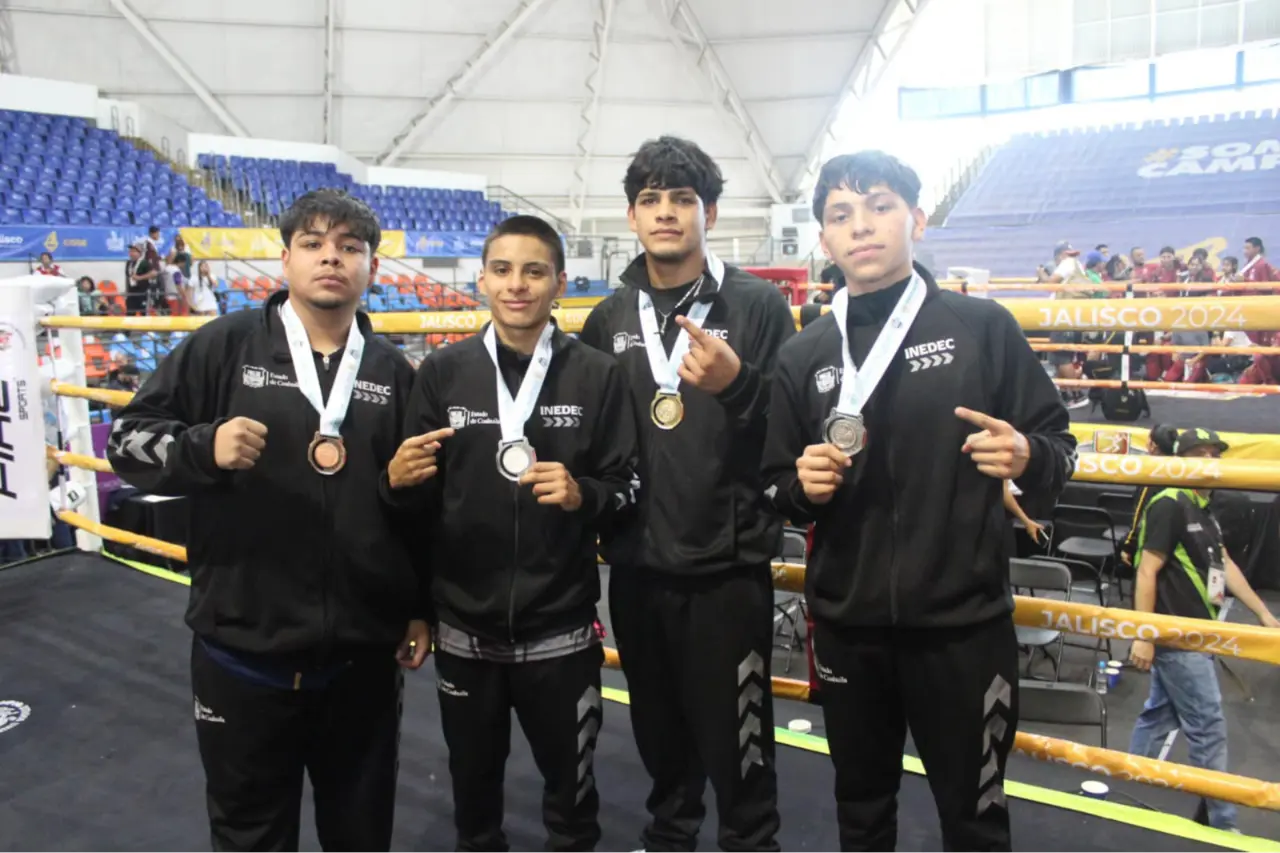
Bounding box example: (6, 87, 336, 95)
(5, 282, 1280, 850)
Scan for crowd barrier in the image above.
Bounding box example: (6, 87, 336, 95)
(45, 502, 1280, 816)
(39, 295, 1280, 335)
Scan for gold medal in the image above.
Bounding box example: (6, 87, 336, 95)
(650, 391, 684, 430)
(308, 433, 347, 475)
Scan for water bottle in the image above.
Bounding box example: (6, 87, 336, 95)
(1095, 660, 1108, 695)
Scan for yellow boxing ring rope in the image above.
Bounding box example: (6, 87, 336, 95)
(34, 300, 1280, 833)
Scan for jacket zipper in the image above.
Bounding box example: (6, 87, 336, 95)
(508, 484, 519, 644)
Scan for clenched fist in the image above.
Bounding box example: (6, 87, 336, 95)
(214, 417, 268, 470)
(388, 428, 454, 489)
(796, 443, 852, 505)
(519, 462, 582, 511)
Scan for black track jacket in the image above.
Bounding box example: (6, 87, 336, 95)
(579, 252, 797, 576)
(761, 264, 1077, 628)
(382, 322, 640, 644)
(107, 290, 423, 655)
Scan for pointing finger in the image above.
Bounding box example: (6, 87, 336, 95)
(955, 407, 1011, 435)
(416, 427, 456, 445)
(674, 314, 709, 342)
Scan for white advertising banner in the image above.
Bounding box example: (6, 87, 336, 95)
(0, 283, 51, 539)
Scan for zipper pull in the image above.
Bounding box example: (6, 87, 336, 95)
(322, 354, 330, 370)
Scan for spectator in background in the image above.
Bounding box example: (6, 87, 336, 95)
(168, 235, 192, 282)
(1095, 244, 1110, 260)
(1128, 429, 1280, 833)
(187, 260, 220, 316)
(1105, 253, 1130, 282)
(1129, 247, 1150, 281)
(1219, 256, 1239, 283)
(35, 251, 63, 277)
(1239, 238, 1280, 385)
(1119, 423, 1180, 567)
(75, 276, 102, 316)
(1038, 241, 1094, 403)
(1239, 237, 1277, 287)
(124, 244, 150, 315)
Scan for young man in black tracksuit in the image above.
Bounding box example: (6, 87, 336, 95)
(383, 215, 640, 851)
(579, 137, 795, 851)
(107, 190, 429, 851)
(760, 152, 1077, 851)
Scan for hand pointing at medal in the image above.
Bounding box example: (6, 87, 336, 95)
(388, 427, 455, 489)
(956, 407, 1031, 479)
(519, 463, 583, 511)
(674, 315, 740, 394)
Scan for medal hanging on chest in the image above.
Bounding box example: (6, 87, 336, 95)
(279, 300, 365, 475)
(637, 284, 712, 430)
(824, 272, 927, 456)
(483, 322, 555, 481)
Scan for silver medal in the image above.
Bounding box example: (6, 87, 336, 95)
(497, 438, 536, 481)
(824, 411, 867, 455)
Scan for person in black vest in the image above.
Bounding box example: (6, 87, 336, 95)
(1128, 428, 1279, 831)
(761, 151, 1077, 851)
(107, 189, 427, 851)
(578, 136, 795, 851)
(384, 215, 641, 851)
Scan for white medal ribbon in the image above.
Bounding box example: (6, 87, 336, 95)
(1238, 255, 1261, 279)
(637, 290, 713, 393)
(829, 271, 927, 416)
(482, 321, 555, 443)
(279, 299, 365, 438)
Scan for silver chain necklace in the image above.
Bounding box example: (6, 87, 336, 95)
(655, 274, 706, 335)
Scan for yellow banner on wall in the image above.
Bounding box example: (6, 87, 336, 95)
(180, 227, 407, 260)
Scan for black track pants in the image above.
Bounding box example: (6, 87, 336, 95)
(434, 644, 605, 852)
(812, 615, 1020, 852)
(190, 637, 403, 852)
(608, 565, 781, 852)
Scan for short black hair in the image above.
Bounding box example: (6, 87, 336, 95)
(1191, 247, 1208, 260)
(1095, 244, 1108, 251)
(148, 225, 160, 235)
(1223, 255, 1239, 269)
(482, 214, 565, 276)
(1159, 246, 1177, 256)
(1246, 236, 1265, 252)
(811, 150, 921, 222)
(279, 189, 381, 253)
(624, 136, 725, 206)
(1149, 423, 1179, 456)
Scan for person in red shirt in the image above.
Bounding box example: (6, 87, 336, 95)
(1239, 238, 1280, 384)
(1144, 247, 1183, 379)
(35, 251, 64, 277)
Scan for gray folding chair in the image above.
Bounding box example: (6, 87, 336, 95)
(772, 527, 808, 674)
(1018, 679, 1108, 748)
(1010, 558, 1072, 682)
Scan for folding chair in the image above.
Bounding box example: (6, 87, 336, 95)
(1010, 558, 1072, 682)
(772, 527, 808, 674)
(1019, 679, 1108, 748)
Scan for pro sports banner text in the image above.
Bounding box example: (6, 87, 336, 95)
(0, 283, 53, 539)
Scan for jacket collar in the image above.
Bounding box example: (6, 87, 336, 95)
(478, 315, 573, 356)
(619, 249, 727, 303)
(264, 288, 375, 363)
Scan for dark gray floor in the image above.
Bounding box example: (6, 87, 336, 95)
(0, 555, 1274, 850)
(1068, 390, 1280, 436)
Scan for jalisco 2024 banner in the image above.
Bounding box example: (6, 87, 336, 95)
(0, 226, 485, 261)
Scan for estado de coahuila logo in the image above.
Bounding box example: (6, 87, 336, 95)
(1139, 138, 1280, 179)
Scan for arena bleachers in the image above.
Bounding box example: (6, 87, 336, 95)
(926, 111, 1280, 275)
(0, 109, 241, 228)
(196, 154, 506, 232)
(945, 111, 1280, 228)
